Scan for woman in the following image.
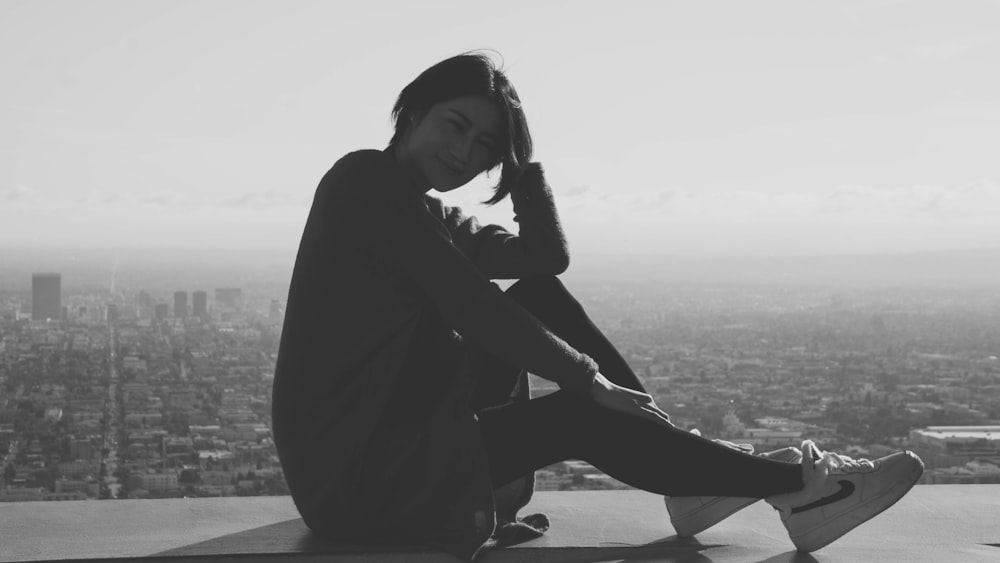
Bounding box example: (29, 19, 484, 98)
(272, 52, 923, 561)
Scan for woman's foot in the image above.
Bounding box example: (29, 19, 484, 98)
(665, 431, 802, 537)
(766, 440, 924, 553)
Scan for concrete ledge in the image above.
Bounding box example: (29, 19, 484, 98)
(1, 486, 998, 562)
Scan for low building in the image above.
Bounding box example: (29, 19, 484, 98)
(909, 426, 1000, 470)
(137, 472, 179, 493)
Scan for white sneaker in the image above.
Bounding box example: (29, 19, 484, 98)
(665, 431, 802, 537)
(767, 440, 924, 553)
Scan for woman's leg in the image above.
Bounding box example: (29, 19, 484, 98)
(477, 275, 803, 496)
(470, 275, 644, 412)
(479, 390, 803, 496)
(503, 276, 644, 392)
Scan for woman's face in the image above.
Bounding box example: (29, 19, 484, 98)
(396, 95, 501, 193)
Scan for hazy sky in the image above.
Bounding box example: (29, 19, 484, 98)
(2, 0, 999, 257)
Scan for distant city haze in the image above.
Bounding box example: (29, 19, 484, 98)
(2, 247, 1000, 293)
(2, 249, 998, 503)
(2, 1, 999, 256)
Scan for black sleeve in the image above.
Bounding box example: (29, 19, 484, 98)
(327, 151, 597, 393)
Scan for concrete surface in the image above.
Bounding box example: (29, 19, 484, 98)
(0, 486, 997, 562)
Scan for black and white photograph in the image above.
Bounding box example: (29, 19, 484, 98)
(1, 1, 999, 561)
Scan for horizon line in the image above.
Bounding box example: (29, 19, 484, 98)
(1, 245, 999, 260)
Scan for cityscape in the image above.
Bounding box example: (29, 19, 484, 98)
(1, 249, 999, 502)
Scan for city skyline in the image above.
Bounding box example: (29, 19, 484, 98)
(3, 246, 1000, 293)
(3, 1, 999, 256)
(3, 264, 999, 506)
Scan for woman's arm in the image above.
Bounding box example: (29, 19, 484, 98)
(589, 372, 674, 428)
(331, 151, 596, 393)
(447, 163, 570, 279)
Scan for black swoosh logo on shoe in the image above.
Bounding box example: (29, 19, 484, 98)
(791, 480, 855, 514)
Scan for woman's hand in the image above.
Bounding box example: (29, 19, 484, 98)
(589, 372, 674, 428)
(510, 162, 545, 200)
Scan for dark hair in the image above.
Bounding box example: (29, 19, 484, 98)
(387, 51, 532, 205)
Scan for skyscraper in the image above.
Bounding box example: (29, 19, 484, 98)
(174, 291, 188, 318)
(32, 273, 61, 321)
(192, 290, 208, 318)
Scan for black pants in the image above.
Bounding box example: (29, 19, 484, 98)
(474, 276, 803, 498)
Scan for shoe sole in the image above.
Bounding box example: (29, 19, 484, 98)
(668, 446, 803, 536)
(670, 496, 758, 537)
(789, 452, 923, 553)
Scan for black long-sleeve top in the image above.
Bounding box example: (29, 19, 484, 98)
(272, 149, 597, 560)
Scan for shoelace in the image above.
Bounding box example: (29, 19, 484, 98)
(817, 450, 878, 473)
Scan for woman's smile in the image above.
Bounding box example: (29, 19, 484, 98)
(396, 95, 501, 192)
(438, 155, 466, 174)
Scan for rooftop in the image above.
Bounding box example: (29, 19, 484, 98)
(2, 486, 998, 562)
(915, 426, 1000, 440)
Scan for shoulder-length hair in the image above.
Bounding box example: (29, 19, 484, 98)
(386, 51, 532, 205)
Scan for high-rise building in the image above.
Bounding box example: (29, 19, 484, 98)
(215, 288, 242, 310)
(192, 290, 208, 318)
(174, 291, 188, 318)
(32, 273, 61, 321)
(154, 303, 169, 320)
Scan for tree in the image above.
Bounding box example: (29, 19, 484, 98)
(179, 469, 199, 484)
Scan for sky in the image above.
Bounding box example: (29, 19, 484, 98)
(2, 0, 999, 257)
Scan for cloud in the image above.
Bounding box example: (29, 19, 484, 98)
(65, 188, 307, 211)
(214, 190, 304, 209)
(873, 37, 990, 65)
(559, 179, 1000, 226)
(561, 179, 1000, 256)
(815, 180, 1000, 219)
(1, 184, 34, 202)
(653, 189, 678, 208)
(137, 191, 188, 208)
(75, 191, 130, 205)
(620, 188, 686, 210)
(911, 39, 980, 61)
